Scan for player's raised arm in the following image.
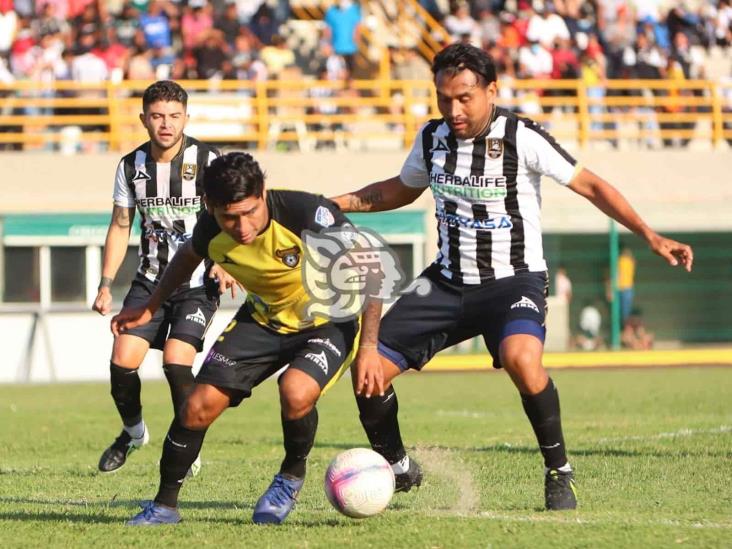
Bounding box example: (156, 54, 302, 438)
(93, 204, 136, 315)
(111, 240, 204, 335)
(330, 176, 426, 213)
(568, 168, 694, 271)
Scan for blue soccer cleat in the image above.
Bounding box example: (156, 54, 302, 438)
(126, 500, 181, 526)
(252, 473, 304, 525)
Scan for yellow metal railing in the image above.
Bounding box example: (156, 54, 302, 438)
(0, 79, 731, 151)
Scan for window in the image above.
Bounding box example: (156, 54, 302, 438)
(3, 247, 40, 303)
(51, 247, 86, 302)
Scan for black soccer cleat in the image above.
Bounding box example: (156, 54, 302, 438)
(544, 468, 577, 510)
(394, 457, 423, 493)
(98, 424, 149, 473)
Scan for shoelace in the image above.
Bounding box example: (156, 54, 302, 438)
(140, 501, 159, 520)
(265, 476, 297, 506)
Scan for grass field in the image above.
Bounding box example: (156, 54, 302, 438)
(1, 367, 730, 548)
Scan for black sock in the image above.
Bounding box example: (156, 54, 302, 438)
(163, 363, 195, 421)
(521, 378, 569, 469)
(155, 418, 207, 508)
(109, 362, 142, 427)
(356, 386, 406, 465)
(279, 407, 318, 479)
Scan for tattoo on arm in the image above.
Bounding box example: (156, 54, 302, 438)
(349, 190, 383, 212)
(98, 276, 113, 290)
(112, 207, 131, 228)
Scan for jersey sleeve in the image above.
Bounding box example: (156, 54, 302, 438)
(399, 126, 430, 189)
(518, 119, 579, 186)
(191, 210, 221, 259)
(112, 160, 135, 207)
(308, 194, 352, 232)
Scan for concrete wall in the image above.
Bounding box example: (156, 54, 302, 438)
(3, 150, 731, 233)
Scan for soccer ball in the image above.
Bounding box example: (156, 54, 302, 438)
(324, 448, 395, 518)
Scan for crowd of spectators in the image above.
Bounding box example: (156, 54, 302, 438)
(0, 0, 730, 150)
(0, 0, 729, 86)
(435, 0, 730, 85)
(0, 0, 304, 84)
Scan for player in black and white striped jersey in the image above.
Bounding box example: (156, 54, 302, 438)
(332, 43, 694, 510)
(92, 81, 239, 475)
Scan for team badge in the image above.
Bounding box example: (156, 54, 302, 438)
(182, 163, 197, 181)
(487, 138, 503, 159)
(276, 246, 301, 268)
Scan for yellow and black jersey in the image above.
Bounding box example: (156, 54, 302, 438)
(192, 189, 349, 334)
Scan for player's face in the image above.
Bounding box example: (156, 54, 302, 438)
(140, 100, 188, 151)
(435, 69, 497, 139)
(211, 192, 269, 245)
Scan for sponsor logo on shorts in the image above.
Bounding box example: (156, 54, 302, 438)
(510, 296, 540, 313)
(186, 308, 207, 326)
(305, 351, 329, 375)
(307, 337, 341, 357)
(205, 349, 236, 367)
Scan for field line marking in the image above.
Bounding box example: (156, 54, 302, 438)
(596, 425, 731, 443)
(423, 510, 732, 529)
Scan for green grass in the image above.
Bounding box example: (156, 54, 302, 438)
(0, 367, 730, 548)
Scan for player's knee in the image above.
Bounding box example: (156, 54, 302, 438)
(110, 351, 139, 369)
(279, 386, 317, 420)
(501, 346, 535, 371)
(181, 397, 212, 430)
(501, 348, 547, 393)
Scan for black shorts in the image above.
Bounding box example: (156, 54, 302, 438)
(196, 307, 358, 406)
(379, 265, 548, 370)
(122, 274, 219, 351)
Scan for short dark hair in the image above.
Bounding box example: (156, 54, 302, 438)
(204, 152, 265, 207)
(431, 43, 497, 86)
(142, 80, 188, 111)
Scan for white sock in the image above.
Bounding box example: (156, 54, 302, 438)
(124, 420, 145, 440)
(545, 462, 573, 474)
(391, 455, 410, 475)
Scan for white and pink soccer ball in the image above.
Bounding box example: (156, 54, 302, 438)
(324, 448, 395, 518)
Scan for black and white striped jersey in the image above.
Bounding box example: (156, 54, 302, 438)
(400, 107, 580, 284)
(113, 135, 219, 287)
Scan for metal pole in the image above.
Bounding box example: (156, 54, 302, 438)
(609, 219, 620, 349)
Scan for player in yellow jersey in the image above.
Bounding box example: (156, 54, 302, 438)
(112, 152, 385, 526)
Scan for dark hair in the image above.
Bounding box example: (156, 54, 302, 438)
(204, 152, 265, 207)
(431, 43, 497, 86)
(142, 80, 188, 111)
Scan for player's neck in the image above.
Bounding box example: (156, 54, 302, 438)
(150, 136, 184, 163)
